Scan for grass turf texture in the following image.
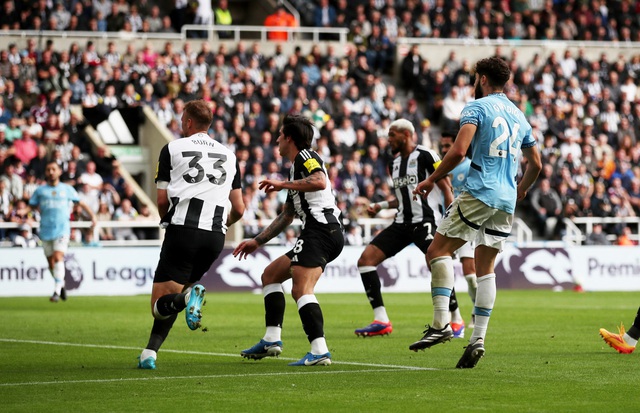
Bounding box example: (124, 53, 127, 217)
(0, 291, 637, 412)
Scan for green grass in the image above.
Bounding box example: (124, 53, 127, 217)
(0, 291, 638, 412)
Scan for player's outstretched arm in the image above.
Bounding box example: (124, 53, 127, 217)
(227, 188, 245, 227)
(366, 198, 398, 216)
(517, 145, 542, 201)
(233, 202, 295, 260)
(414, 124, 475, 199)
(261, 171, 326, 194)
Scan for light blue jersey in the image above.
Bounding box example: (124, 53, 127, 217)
(460, 93, 535, 214)
(450, 157, 471, 198)
(29, 183, 79, 241)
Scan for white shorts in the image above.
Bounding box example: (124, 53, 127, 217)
(42, 236, 70, 257)
(454, 240, 475, 259)
(437, 192, 513, 252)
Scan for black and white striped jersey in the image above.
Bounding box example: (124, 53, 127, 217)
(286, 149, 343, 230)
(156, 132, 241, 233)
(390, 145, 445, 225)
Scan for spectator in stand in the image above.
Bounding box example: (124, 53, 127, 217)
(529, 178, 563, 239)
(616, 225, 638, 246)
(12, 129, 38, 166)
(79, 161, 103, 202)
(264, 6, 297, 41)
(1, 158, 23, 202)
(13, 223, 39, 248)
(112, 198, 138, 241)
(214, 0, 233, 39)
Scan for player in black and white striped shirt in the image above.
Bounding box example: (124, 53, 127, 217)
(234, 115, 344, 366)
(138, 100, 245, 370)
(354, 119, 454, 337)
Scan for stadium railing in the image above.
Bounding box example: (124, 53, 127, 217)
(0, 221, 163, 247)
(563, 216, 640, 245)
(179, 24, 349, 43)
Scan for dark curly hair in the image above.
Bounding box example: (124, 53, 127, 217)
(282, 114, 315, 151)
(474, 57, 511, 88)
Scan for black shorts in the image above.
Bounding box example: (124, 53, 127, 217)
(154, 225, 225, 285)
(285, 224, 344, 270)
(371, 221, 436, 258)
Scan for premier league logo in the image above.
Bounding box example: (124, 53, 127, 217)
(63, 253, 84, 291)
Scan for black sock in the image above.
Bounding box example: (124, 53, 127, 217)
(628, 306, 640, 340)
(155, 293, 187, 317)
(360, 270, 384, 309)
(449, 288, 459, 312)
(298, 302, 324, 343)
(265, 291, 285, 328)
(145, 314, 178, 352)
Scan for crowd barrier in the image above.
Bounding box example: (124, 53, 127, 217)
(1, 244, 639, 297)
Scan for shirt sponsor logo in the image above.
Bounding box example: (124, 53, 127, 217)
(393, 175, 417, 188)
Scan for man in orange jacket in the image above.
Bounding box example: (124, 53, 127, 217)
(264, 6, 297, 41)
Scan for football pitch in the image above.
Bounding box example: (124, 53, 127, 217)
(0, 290, 637, 412)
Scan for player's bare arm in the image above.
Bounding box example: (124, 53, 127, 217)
(517, 145, 542, 201)
(233, 202, 295, 260)
(156, 187, 169, 217)
(367, 198, 399, 216)
(259, 170, 326, 194)
(436, 176, 454, 207)
(414, 124, 476, 198)
(226, 188, 245, 227)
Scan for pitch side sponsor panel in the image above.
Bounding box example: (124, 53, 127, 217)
(2, 246, 640, 296)
(0, 248, 158, 296)
(494, 245, 640, 291)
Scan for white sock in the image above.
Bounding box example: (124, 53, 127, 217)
(263, 326, 282, 343)
(311, 337, 329, 355)
(373, 306, 390, 323)
(53, 260, 65, 295)
(470, 273, 496, 343)
(140, 348, 157, 361)
(182, 287, 191, 305)
(430, 256, 454, 329)
(624, 333, 638, 347)
(451, 308, 463, 324)
(465, 273, 477, 304)
(262, 284, 284, 342)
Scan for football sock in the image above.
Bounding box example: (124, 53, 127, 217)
(624, 306, 640, 345)
(53, 260, 65, 295)
(449, 288, 459, 311)
(429, 256, 454, 329)
(310, 337, 329, 355)
(449, 289, 463, 324)
(154, 293, 187, 318)
(297, 294, 325, 344)
(470, 273, 496, 343)
(358, 266, 385, 309)
(140, 348, 156, 361)
(145, 314, 177, 352)
(263, 284, 285, 342)
(373, 306, 390, 323)
(465, 273, 477, 303)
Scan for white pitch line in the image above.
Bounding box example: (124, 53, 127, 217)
(0, 369, 423, 388)
(0, 338, 437, 372)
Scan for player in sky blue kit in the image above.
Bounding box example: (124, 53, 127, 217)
(411, 57, 542, 368)
(29, 161, 96, 302)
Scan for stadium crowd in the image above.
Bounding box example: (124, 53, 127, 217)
(2, 0, 640, 245)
